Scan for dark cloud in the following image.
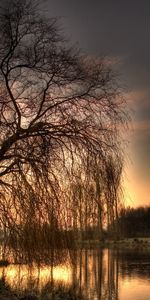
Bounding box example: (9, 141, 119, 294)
(45, 1, 150, 87)
(133, 130, 150, 179)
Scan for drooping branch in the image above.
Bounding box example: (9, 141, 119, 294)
(0, 0, 128, 260)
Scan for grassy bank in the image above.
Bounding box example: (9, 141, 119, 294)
(112, 237, 150, 249)
(77, 237, 150, 249)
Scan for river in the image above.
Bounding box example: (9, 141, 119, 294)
(0, 248, 150, 300)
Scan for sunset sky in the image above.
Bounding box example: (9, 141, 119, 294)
(44, 0, 150, 207)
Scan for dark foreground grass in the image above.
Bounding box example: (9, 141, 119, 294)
(0, 277, 14, 300)
(0, 278, 86, 300)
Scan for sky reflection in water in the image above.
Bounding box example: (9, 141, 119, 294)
(0, 249, 150, 300)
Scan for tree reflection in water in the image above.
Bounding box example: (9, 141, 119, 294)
(1, 249, 150, 299)
(72, 249, 119, 300)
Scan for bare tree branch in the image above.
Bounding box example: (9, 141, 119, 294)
(0, 0, 128, 261)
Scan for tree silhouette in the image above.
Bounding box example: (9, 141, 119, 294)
(0, 0, 127, 257)
(118, 206, 150, 238)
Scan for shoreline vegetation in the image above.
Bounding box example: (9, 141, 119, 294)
(0, 279, 86, 300)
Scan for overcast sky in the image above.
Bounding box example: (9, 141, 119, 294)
(44, 0, 150, 206)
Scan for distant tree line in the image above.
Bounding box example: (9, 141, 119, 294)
(117, 206, 150, 238)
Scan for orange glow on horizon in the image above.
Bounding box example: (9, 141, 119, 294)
(123, 163, 150, 208)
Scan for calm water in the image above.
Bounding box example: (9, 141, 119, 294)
(0, 248, 150, 300)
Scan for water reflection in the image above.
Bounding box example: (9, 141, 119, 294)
(74, 249, 119, 300)
(0, 264, 72, 290)
(1, 249, 150, 299)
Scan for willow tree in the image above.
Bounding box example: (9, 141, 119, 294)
(0, 0, 126, 260)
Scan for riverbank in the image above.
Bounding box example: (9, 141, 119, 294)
(109, 237, 150, 249)
(77, 237, 150, 250)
